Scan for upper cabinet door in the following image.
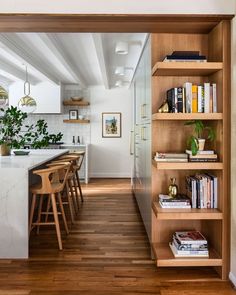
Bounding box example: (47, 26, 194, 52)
(9, 81, 62, 114)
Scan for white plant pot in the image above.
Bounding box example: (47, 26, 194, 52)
(198, 138, 206, 151)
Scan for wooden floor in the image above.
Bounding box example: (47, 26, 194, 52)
(0, 179, 235, 295)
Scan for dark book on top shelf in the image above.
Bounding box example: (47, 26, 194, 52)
(163, 51, 207, 62)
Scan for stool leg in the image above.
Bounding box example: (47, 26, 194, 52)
(45, 195, 51, 223)
(57, 192, 69, 235)
(51, 193, 63, 250)
(69, 179, 79, 213)
(66, 182, 75, 224)
(73, 175, 80, 209)
(76, 171, 84, 202)
(29, 193, 36, 236)
(36, 195, 44, 235)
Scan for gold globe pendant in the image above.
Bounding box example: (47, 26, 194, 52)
(0, 86, 8, 106)
(18, 94, 37, 113)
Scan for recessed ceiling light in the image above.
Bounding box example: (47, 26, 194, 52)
(115, 80, 122, 87)
(115, 42, 128, 55)
(115, 66, 125, 76)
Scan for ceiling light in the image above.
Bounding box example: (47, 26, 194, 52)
(115, 66, 125, 76)
(115, 42, 128, 55)
(115, 80, 123, 87)
(18, 65, 37, 113)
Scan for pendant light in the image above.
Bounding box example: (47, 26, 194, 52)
(0, 85, 8, 106)
(18, 65, 37, 113)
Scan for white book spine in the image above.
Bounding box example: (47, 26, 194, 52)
(212, 83, 217, 112)
(197, 86, 202, 113)
(214, 177, 218, 209)
(184, 82, 192, 113)
(204, 83, 210, 113)
(210, 179, 214, 209)
(174, 87, 178, 113)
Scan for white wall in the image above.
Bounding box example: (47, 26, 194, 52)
(0, 0, 234, 14)
(230, 9, 236, 287)
(89, 85, 132, 178)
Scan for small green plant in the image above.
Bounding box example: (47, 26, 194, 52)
(0, 106, 63, 149)
(184, 120, 216, 155)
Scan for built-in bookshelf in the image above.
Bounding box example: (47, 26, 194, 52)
(151, 20, 231, 280)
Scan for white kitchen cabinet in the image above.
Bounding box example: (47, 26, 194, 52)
(60, 144, 89, 184)
(9, 81, 62, 114)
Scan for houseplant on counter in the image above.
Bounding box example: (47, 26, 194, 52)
(0, 106, 63, 156)
(184, 120, 216, 156)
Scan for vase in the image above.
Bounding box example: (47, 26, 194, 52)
(0, 143, 11, 156)
(198, 138, 206, 151)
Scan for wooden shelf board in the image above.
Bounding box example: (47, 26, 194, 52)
(152, 202, 223, 220)
(63, 119, 90, 124)
(152, 160, 223, 170)
(152, 62, 223, 76)
(63, 100, 90, 106)
(152, 113, 223, 121)
(152, 243, 222, 267)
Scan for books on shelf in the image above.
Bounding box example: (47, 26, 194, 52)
(163, 51, 207, 63)
(159, 194, 191, 209)
(166, 82, 217, 113)
(185, 150, 218, 162)
(169, 231, 209, 258)
(154, 152, 188, 163)
(186, 173, 218, 209)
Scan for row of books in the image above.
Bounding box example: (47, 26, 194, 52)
(169, 231, 209, 258)
(154, 151, 217, 163)
(166, 83, 217, 114)
(163, 51, 207, 63)
(159, 194, 191, 209)
(186, 173, 218, 209)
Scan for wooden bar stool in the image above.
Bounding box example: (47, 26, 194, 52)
(29, 163, 70, 250)
(47, 160, 78, 223)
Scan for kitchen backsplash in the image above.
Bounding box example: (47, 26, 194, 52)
(26, 85, 91, 145)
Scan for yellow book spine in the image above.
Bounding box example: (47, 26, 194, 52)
(192, 85, 198, 113)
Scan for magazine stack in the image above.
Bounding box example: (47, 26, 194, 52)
(169, 231, 209, 258)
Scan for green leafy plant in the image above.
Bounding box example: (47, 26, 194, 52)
(184, 120, 216, 156)
(0, 106, 63, 149)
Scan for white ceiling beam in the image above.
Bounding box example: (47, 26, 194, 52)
(0, 57, 39, 85)
(38, 33, 86, 88)
(0, 74, 14, 86)
(92, 33, 109, 89)
(0, 34, 60, 85)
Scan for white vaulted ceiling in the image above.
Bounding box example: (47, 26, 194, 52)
(0, 33, 148, 89)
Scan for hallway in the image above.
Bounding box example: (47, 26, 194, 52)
(0, 179, 235, 294)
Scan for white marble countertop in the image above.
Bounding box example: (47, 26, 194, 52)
(60, 143, 88, 148)
(0, 149, 68, 170)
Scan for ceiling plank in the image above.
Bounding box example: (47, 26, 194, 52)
(0, 34, 60, 85)
(92, 33, 109, 89)
(0, 57, 39, 85)
(38, 33, 86, 88)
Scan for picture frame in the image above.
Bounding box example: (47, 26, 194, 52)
(102, 112, 121, 138)
(69, 110, 78, 120)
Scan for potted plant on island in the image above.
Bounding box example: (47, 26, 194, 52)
(184, 120, 216, 156)
(0, 106, 63, 156)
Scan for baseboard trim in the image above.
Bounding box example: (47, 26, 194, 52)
(89, 173, 131, 178)
(229, 272, 236, 287)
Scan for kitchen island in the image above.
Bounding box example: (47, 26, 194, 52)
(0, 149, 68, 259)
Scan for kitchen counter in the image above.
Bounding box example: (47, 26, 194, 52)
(0, 149, 68, 259)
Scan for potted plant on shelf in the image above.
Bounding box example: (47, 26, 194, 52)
(184, 120, 216, 156)
(0, 106, 63, 156)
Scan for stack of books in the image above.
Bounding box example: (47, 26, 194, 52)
(169, 231, 209, 258)
(163, 51, 207, 62)
(185, 173, 218, 209)
(186, 150, 218, 162)
(159, 194, 191, 209)
(166, 82, 217, 113)
(154, 152, 188, 163)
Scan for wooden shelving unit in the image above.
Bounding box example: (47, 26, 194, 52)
(152, 113, 223, 121)
(152, 61, 223, 76)
(151, 20, 231, 280)
(63, 119, 90, 124)
(63, 100, 90, 106)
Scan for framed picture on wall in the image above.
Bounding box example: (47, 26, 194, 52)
(69, 110, 78, 120)
(102, 112, 121, 138)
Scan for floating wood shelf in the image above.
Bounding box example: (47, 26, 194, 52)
(152, 62, 223, 76)
(152, 202, 223, 220)
(152, 113, 223, 121)
(152, 160, 223, 170)
(152, 243, 222, 267)
(63, 100, 90, 106)
(63, 119, 90, 124)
